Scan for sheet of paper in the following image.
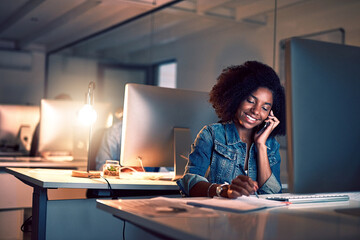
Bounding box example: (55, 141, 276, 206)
(186, 196, 287, 213)
(348, 192, 360, 201)
(100, 197, 219, 218)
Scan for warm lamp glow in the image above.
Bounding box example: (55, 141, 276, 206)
(106, 113, 113, 128)
(78, 104, 97, 126)
(71, 81, 100, 177)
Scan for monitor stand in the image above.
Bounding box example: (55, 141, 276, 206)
(18, 124, 32, 152)
(173, 128, 191, 180)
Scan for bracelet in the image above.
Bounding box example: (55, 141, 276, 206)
(216, 183, 230, 197)
(207, 183, 216, 197)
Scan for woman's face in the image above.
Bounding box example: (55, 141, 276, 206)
(235, 87, 273, 130)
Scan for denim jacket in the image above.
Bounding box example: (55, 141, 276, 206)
(177, 122, 282, 196)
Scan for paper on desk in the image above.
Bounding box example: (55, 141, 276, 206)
(348, 192, 360, 201)
(186, 196, 287, 213)
(104, 197, 219, 218)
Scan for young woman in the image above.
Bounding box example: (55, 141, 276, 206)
(177, 61, 286, 198)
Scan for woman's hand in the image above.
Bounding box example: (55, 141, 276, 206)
(254, 110, 280, 145)
(227, 175, 259, 199)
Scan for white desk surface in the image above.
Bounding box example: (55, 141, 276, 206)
(5, 167, 178, 190)
(0, 157, 87, 168)
(97, 195, 360, 240)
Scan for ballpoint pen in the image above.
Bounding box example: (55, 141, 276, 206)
(254, 190, 259, 198)
(245, 170, 259, 198)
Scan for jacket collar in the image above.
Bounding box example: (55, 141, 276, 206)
(225, 121, 243, 145)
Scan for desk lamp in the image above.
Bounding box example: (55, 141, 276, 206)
(72, 82, 101, 178)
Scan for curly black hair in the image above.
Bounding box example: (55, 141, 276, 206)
(209, 61, 286, 136)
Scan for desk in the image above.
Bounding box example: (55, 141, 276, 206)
(0, 159, 88, 239)
(5, 167, 179, 240)
(0, 157, 87, 169)
(1, 158, 87, 209)
(97, 194, 360, 240)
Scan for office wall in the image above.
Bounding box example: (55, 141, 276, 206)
(138, 23, 271, 92)
(0, 49, 45, 105)
(47, 55, 148, 114)
(134, 0, 360, 92)
(47, 54, 98, 101)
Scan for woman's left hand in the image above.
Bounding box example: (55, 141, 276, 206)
(254, 110, 280, 144)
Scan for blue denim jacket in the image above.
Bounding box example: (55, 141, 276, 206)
(95, 121, 122, 170)
(177, 122, 282, 196)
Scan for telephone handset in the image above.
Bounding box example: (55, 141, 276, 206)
(256, 121, 270, 135)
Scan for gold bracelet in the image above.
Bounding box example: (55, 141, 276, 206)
(207, 183, 216, 197)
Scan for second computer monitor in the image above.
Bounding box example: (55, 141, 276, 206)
(120, 84, 219, 170)
(285, 38, 360, 193)
(38, 99, 112, 159)
(0, 104, 39, 154)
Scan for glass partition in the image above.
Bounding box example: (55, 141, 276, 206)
(46, 0, 360, 184)
(47, 0, 282, 112)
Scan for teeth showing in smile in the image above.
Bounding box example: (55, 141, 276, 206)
(245, 114, 256, 122)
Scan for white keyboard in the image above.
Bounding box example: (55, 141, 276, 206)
(266, 194, 349, 204)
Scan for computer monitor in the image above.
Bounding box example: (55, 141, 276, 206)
(0, 104, 39, 154)
(38, 99, 112, 159)
(285, 38, 360, 193)
(120, 84, 219, 177)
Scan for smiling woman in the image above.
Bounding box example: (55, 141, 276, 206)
(176, 61, 286, 199)
(235, 87, 274, 131)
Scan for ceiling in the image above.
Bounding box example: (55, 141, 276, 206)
(0, 0, 310, 53)
(0, 0, 176, 52)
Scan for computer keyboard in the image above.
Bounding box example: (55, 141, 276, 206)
(266, 194, 350, 204)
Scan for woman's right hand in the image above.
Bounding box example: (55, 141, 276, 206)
(227, 175, 258, 199)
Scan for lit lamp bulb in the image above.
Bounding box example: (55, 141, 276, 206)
(78, 104, 97, 126)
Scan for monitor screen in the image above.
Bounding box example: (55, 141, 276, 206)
(0, 104, 39, 154)
(285, 38, 360, 193)
(120, 83, 219, 173)
(38, 99, 112, 159)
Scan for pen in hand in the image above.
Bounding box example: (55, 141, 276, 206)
(245, 170, 259, 198)
(254, 190, 259, 199)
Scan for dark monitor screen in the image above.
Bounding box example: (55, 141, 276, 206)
(285, 38, 360, 193)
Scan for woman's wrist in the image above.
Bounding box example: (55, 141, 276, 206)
(255, 142, 267, 149)
(207, 183, 216, 197)
(216, 183, 230, 198)
(223, 184, 230, 198)
(206, 183, 231, 198)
